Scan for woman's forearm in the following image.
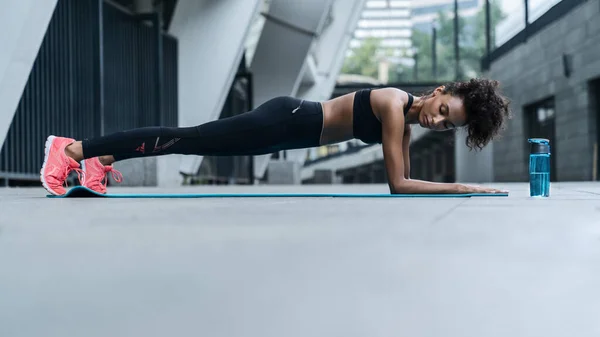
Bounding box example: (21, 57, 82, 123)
(391, 179, 464, 194)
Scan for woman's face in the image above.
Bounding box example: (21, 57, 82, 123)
(419, 87, 468, 131)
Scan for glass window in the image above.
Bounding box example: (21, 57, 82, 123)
(362, 9, 410, 17)
(495, 0, 526, 46)
(389, 1, 411, 8)
(355, 29, 412, 38)
(528, 0, 562, 22)
(357, 20, 412, 28)
(366, 1, 388, 9)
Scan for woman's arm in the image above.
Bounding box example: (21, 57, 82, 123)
(402, 124, 411, 179)
(378, 93, 505, 194)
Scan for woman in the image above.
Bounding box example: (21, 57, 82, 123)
(40, 77, 511, 196)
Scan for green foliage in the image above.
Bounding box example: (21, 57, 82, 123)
(407, 0, 507, 82)
(341, 37, 383, 78)
(341, 0, 507, 83)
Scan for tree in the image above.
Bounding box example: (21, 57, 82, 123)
(396, 0, 507, 82)
(463, 0, 507, 76)
(341, 37, 383, 78)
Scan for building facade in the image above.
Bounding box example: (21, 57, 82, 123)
(411, 0, 483, 33)
(486, 0, 600, 182)
(351, 0, 413, 53)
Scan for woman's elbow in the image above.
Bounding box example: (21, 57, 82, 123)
(390, 179, 410, 194)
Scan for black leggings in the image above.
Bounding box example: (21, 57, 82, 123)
(82, 96, 324, 162)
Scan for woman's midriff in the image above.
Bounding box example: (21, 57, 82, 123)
(319, 93, 356, 145)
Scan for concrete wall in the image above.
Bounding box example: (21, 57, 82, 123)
(455, 130, 494, 183)
(285, 0, 367, 167)
(168, 0, 262, 180)
(487, 0, 600, 181)
(251, 0, 369, 180)
(0, 0, 57, 149)
(298, 0, 367, 103)
(250, 0, 334, 180)
(113, 0, 365, 186)
(112, 0, 262, 187)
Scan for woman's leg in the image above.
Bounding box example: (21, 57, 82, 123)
(67, 96, 323, 165)
(41, 96, 323, 195)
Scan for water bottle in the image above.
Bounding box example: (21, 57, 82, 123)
(528, 138, 551, 197)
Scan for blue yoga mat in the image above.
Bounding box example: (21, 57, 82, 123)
(47, 186, 509, 198)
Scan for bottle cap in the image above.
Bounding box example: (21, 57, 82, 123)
(528, 138, 550, 154)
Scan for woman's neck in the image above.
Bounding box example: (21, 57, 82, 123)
(405, 95, 424, 124)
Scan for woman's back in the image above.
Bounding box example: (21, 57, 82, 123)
(320, 88, 410, 145)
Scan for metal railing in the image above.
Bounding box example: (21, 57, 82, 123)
(0, 0, 178, 184)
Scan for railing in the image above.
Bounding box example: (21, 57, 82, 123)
(0, 0, 178, 184)
(303, 143, 378, 167)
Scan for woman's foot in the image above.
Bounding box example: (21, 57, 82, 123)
(40, 135, 85, 195)
(64, 141, 84, 162)
(81, 157, 123, 194)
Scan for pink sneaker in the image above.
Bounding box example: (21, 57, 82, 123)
(40, 135, 85, 195)
(81, 157, 123, 194)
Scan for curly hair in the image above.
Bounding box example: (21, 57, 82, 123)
(437, 78, 511, 151)
(442, 78, 511, 150)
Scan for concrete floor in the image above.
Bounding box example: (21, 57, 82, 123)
(1, 182, 600, 337)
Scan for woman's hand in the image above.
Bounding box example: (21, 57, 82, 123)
(457, 184, 508, 194)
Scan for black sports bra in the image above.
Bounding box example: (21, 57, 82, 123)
(352, 89, 414, 144)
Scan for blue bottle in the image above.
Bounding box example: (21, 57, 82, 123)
(528, 138, 551, 197)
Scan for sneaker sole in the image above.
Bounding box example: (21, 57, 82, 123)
(80, 159, 107, 194)
(40, 135, 61, 196)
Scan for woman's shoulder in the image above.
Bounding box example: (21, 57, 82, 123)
(370, 87, 411, 110)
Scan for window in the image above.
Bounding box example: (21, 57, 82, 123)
(365, 0, 410, 8)
(525, 97, 557, 181)
(354, 29, 412, 38)
(379, 39, 412, 48)
(357, 20, 412, 28)
(389, 1, 411, 8)
(590, 78, 600, 180)
(362, 9, 410, 18)
(366, 1, 388, 9)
